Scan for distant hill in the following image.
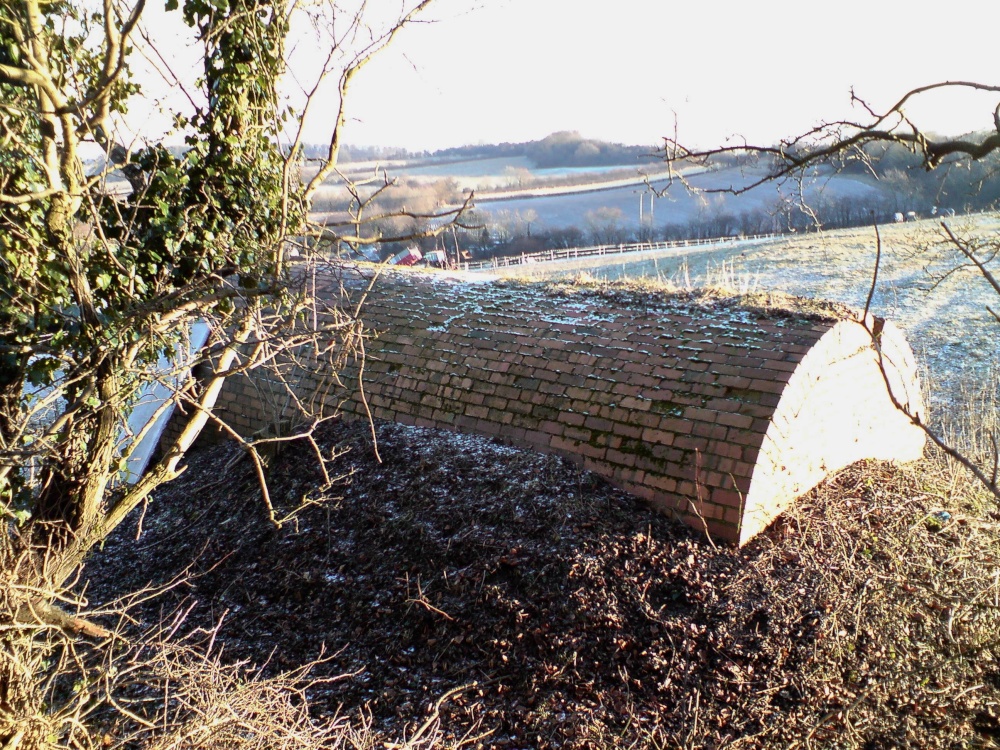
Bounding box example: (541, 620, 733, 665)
(302, 132, 660, 170)
(434, 131, 659, 169)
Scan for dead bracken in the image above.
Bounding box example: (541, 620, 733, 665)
(535, 275, 859, 323)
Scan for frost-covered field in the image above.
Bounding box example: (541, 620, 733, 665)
(496, 215, 1000, 410)
(306, 159, 886, 232)
(479, 165, 882, 231)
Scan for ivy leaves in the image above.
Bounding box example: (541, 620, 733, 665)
(0, 0, 306, 447)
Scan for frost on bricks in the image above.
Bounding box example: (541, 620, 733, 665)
(206, 268, 925, 547)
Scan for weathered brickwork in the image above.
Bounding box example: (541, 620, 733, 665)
(209, 269, 926, 545)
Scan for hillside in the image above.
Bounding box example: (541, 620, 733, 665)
(83, 258, 1000, 748)
(86, 415, 1000, 749)
(474, 164, 883, 232)
(443, 131, 659, 169)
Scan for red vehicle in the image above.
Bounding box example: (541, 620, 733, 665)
(388, 247, 422, 266)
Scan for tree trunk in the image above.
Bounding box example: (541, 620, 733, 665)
(33, 363, 120, 543)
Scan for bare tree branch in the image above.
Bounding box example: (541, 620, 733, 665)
(662, 81, 1000, 196)
(303, 0, 436, 203)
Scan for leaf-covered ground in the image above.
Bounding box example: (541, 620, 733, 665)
(87, 418, 1000, 748)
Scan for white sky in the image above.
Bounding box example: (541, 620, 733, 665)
(135, 0, 998, 152)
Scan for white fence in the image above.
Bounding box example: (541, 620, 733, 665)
(462, 233, 783, 272)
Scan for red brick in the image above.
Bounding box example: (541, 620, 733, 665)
(646, 474, 677, 492)
(612, 422, 643, 439)
(540, 420, 564, 436)
(584, 415, 614, 433)
(710, 487, 744, 509)
(523, 430, 552, 449)
(641, 428, 675, 445)
(606, 449, 636, 467)
(717, 412, 753, 429)
(674, 435, 709, 452)
(657, 417, 693, 435)
(683, 407, 718, 423)
(748, 378, 788, 395)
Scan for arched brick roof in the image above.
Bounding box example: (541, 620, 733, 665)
(217, 268, 925, 545)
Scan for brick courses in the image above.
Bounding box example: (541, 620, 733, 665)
(207, 269, 926, 545)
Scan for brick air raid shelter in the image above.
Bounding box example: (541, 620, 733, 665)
(215, 268, 926, 546)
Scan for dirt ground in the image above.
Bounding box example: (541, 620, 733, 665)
(86, 416, 1000, 749)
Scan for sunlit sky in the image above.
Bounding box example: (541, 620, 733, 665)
(136, 0, 997, 152)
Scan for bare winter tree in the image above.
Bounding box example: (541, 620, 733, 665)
(662, 82, 1000, 191)
(585, 205, 627, 245)
(661, 81, 1000, 499)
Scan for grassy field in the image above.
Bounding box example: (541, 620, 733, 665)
(477, 165, 882, 232)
